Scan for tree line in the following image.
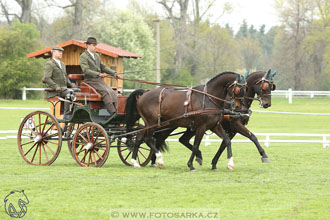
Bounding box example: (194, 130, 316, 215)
(0, 0, 329, 99)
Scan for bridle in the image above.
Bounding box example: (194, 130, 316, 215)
(203, 80, 247, 110)
(227, 81, 247, 109)
(252, 77, 276, 107)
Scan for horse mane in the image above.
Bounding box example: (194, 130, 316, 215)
(207, 71, 237, 85)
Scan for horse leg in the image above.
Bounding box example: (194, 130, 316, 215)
(179, 129, 203, 165)
(232, 120, 270, 163)
(131, 131, 145, 168)
(211, 124, 232, 170)
(187, 127, 205, 171)
(144, 128, 165, 168)
(150, 154, 157, 167)
(150, 128, 176, 167)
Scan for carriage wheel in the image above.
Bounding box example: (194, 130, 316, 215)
(72, 123, 110, 167)
(117, 136, 153, 167)
(17, 111, 62, 166)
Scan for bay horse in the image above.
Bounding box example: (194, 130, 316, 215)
(124, 72, 246, 171)
(150, 69, 277, 170)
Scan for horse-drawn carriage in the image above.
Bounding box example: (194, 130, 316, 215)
(17, 74, 152, 167)
(17, 70, 277, 170)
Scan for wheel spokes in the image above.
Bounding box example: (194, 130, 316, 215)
(24, 142, 38, 156)
(94, 149, 103, 160)
(138, 149, 147, 160)
(42, 144, 49, 161)
(30, 143, 39, 163)
(43, 142, 55, 155)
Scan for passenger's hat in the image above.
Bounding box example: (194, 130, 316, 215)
(51, 45, 64, 51)
(85, 37, 98, 45)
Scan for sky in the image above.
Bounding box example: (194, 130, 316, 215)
(112, 0, 280, 33)
(1, 0, 280, 34)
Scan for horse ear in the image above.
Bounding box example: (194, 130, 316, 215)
(266, 69, 271, 79)
(244, 71, 249, 79)
(237, 74, 243, 83)
(271, 70, 278, 78)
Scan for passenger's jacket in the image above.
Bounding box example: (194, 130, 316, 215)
(43, 59, 73, 98)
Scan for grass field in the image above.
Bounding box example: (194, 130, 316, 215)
(0, 97, 330, 219)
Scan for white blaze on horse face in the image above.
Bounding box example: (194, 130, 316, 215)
(130, 159, 141, 168)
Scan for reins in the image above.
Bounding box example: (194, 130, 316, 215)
(109, 75, 233, 105)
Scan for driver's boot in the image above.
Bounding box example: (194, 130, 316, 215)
(63, 102, 72, 120)
(105, 103, 117, 116)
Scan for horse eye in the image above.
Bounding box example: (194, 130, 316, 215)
(261, 82, 269, 91)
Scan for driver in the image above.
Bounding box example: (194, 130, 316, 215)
(79, 37, 119, 116)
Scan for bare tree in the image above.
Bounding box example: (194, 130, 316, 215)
(276, 0, 316, 89)
(0, 0, 32, 25)
(158, 0, 189, 76)
(45, 0, 84, 39)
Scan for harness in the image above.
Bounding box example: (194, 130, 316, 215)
(156, 81, 247, 129)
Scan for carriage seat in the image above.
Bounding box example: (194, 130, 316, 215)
(75, 82, 102, 101)
(69, 74, 118, 102)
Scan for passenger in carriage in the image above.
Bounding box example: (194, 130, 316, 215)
(79, 37, 119, 116)
(43, 45, 75, 120)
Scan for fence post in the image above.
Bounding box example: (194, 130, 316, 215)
(323, 136, 329, 148)
(265, 135, 270, 147)
(288, 88, 292, 104)
(22, 87, 26, 101)
(205, 134, 210, 146)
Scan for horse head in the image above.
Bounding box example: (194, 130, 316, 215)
(206, 72, 247, 111)
(226, 74, 247, 110)
(246, 69, 277, 108)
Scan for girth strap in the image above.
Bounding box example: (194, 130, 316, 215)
(184, 87, 192, 116)
(158, 88, 167, 127)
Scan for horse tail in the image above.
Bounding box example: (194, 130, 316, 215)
(124, 89, 147, 131)
(154, 132, 169, 152)
(157, 140, 169, 152)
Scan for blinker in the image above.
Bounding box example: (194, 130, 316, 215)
(261, 82, 269, 91)
(234, 86, 240, 95)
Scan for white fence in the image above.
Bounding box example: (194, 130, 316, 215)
(167, 133, 330, 148)
(21, 87, 330, 102)
(1, 130, 329, 148)
(273, 89, 330, 104)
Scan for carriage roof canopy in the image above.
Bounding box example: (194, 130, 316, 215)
(27, 39, 142, 92)
(27, 39, 142, 59)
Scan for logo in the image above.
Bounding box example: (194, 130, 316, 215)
(4, 190, 29, 218)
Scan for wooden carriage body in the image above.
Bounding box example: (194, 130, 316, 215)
(27, 39, 141, 119)
(18, 41, 153, 168)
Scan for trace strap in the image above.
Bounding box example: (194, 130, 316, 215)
(114, 108, 223, 138)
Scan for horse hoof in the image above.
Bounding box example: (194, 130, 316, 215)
(150, 164, 157, 167)
(227, 165, 234, 171)
(156, 162, 163, 168)
(189, 168, 196, 172)
(211, 167, 218, 171)
(196, 157, 203, 166)
(133, 164, 141, 168)
(261, 157, 271, 163)
(131, 159, 141, 168)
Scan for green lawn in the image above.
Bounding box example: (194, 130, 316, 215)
(0, 98, 330, 219)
